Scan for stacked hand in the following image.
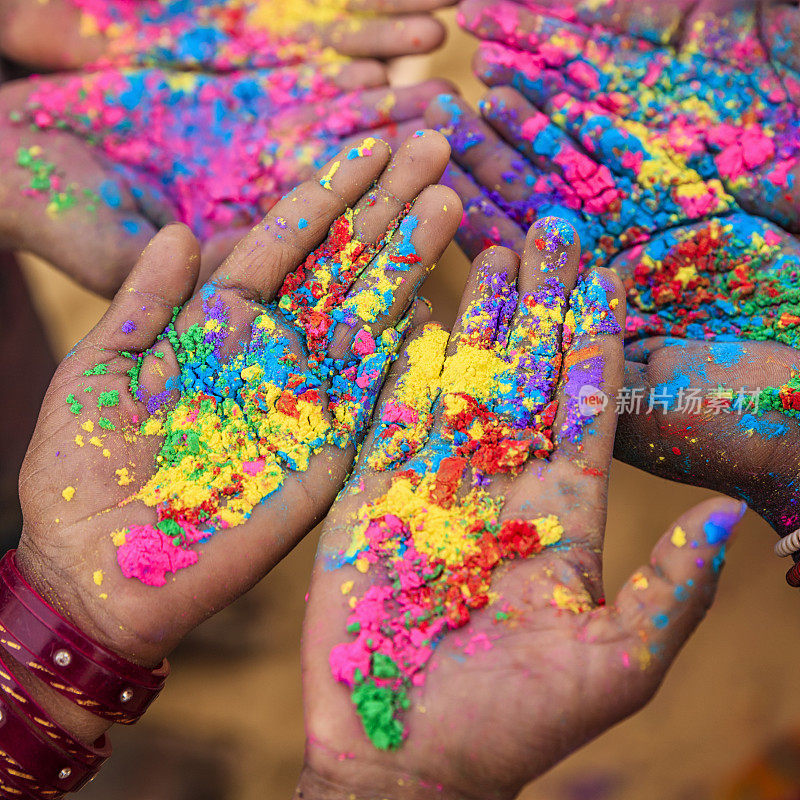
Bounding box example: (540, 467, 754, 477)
(299, 219, 746, 799)
(425, 0, 800, 539)
(0, 0, 454, 70)
(0, 0, 454, 296)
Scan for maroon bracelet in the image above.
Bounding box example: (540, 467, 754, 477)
(0, 650, 111, 766)
(0, 551, 169, 724)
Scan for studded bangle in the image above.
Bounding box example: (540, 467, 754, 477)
(0, 550, 169, 724)
(0, 645, 112, 798)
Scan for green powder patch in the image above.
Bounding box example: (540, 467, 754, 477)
(351, 654, 410, 751)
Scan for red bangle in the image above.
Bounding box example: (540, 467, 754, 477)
(0, 551, 169, 724)
(0, 643, 112, 798)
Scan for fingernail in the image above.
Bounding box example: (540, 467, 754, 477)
(704, 501, 747, 546)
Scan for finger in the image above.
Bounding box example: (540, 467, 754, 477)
(84, 224, 200, 352)
(447, 245, 520, 353)
(349, 0, 457, 11)
(550, 267, 626, 469)
(281, 80, 455, 138)
(326, 130, 452, 351)
(425, 92, 545, 229)
(437, 161, 527, 259)
(339, 118, 428, 155)
(210, 136, 392, 303)
(502, 218, 582, 425)
(323, 14, 447, 57)
(609, 497, 746, 687)
(355, 319, 449, 473)
(332, 184, 462, 356)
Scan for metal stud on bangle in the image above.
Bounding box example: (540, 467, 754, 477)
(774, 528, 800, 558)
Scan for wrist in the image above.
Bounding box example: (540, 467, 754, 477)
(295, 764, 462, 800)
(15, 530, 168, 668)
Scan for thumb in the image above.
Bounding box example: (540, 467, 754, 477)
(607, 497, 747, 695)
(82, 223, 200, 354)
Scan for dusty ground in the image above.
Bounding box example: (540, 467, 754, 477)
(17, 10, 800, 800)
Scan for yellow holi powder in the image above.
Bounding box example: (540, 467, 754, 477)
(93, 570, 104, 587)
(341, 580, 354, 595)
(61, 486, 75, 501)
(74, 434, 84, 447)
(368, 325, 449, 470)
(111, 529, 127, 547)
(536, 515, 564, 547)
(551, 583, 592, 614)
(246, 0, 366, 37)
(115, 467, 132, 486)
(320, 160, 341, 190)
(671, 525, 687, 548)
(82, 420, 94, 433)
(439, 344, 512, 404)
(89, 436, 103, 447)
(632, 572, 649, 591)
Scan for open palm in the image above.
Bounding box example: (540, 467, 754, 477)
(300, 220, 746, 800)
(18, 132, 460, 668)
(0, 0, 455, 71)
(0, 65, 450, 295)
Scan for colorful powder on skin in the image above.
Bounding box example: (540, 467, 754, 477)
(442, 4, 800, 421)
(12, 66, 406, 236)
(66, 193, 422, 586)
(16, 146, 100, 216)
(65, 0, 368, 70)
(329, 261, 620, 749)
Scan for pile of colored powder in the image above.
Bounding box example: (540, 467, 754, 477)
(330, 464, 564, 750)
(66, 190, 421, 586)
(13, 66, 394, 235)
(330, 264, 621, 749)
(66, 0, 368, 69)
(623, 215, 800, 349)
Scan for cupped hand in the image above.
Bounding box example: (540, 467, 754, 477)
(0, 66, 452, 295)
(425, 0, 800, 542)
(17, 131, 461, 670)
(0, 0, 455, 71)
(299, 218, 746, 800)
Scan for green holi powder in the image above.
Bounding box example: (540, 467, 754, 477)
(66, 393, 83, 414)
(351, 654, 410, 751)
(98, 418, 116, 430)
(83, 364, 108, 376)
(16, 147, 100, 214)
(97, 390, 120, 409)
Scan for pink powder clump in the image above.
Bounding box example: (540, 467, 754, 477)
(116, 521, 205, 587)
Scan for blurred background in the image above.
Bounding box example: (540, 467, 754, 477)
(11, 8, 800, 800)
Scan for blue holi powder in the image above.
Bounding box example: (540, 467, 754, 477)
(674, 585, 689, 601)
(99, 180, 122, 208)
(121, 219, 141, 235)
(652, 614, 669, 629)
(738, 413, 788, 439)
(652, 373, 691, 411)
(298, 218, 308, 229)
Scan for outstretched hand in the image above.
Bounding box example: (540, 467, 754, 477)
(0, 67, 451, 295)
(426, 0, 800, 542)
(0, 0, 455, 71)
(17, 132, 461, 672)
(299, 218, 746, 800)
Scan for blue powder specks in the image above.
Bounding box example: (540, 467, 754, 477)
(652, 614, 669, 629)
(298, 218, 308, 229)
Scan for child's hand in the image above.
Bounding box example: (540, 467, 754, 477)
(425, 0, 800, 546)
(0, 69, 451, 295)
(0, 0, 454, 71)
(299, 218, 745, 799)
(16, 132, 461, 672)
